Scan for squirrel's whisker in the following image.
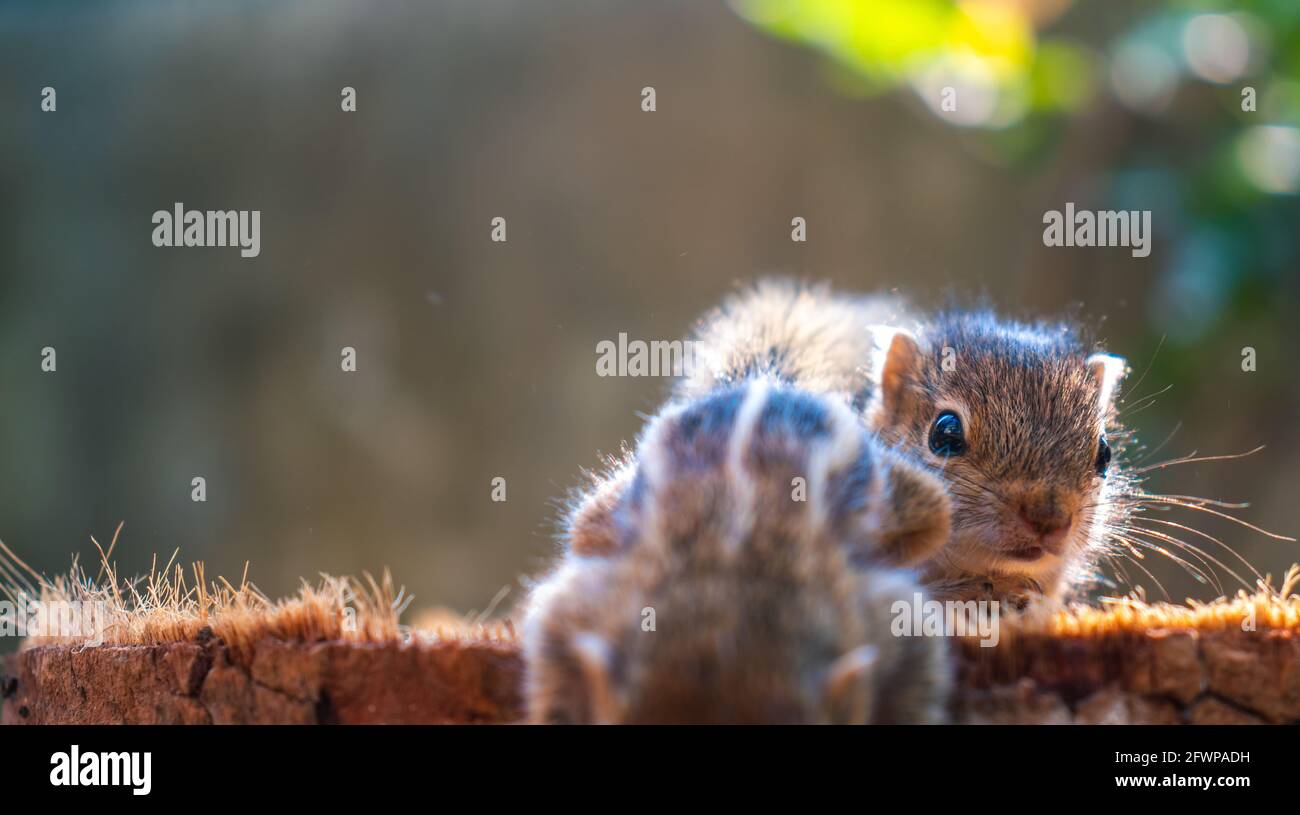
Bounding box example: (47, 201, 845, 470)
(1132, 445, 1266, 475)
(1130, 495, 1295, 541)
(1100, 551, 1137, 592)
(1114, 523, 1239, 593)
(1149, 493, 1252, 510)
(1116, 383, 1174, 416)
(1104, 534, 1173, 599)
(1111, 529, 1210, 593)
(1126, 516, 1264, 585)
(1130, 420, 1183, 466)
(1122, 334, 1166, 398)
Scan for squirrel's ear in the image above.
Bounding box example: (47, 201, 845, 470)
(1086, 353, 1127, 415)
(875, 453, 952, 567)
(824, 644, 877, 724)
(878, 329, 924, 425)
(570, 632, 623, 724)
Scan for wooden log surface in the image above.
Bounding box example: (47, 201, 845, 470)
(0, 633, 524, 725)
(955, 627, 1300, 724)
(4, 623, 1297, 724)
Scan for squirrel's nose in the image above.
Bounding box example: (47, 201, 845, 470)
(1017, 504, 1073, 553)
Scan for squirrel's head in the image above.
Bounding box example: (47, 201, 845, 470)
(872, 313, 1126, 590)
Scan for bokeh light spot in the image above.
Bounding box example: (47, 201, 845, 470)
(1237, 125, 1300, 194)
(1182, 13, 1251, 84)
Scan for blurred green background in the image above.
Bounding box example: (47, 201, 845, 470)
(1, 0, 1296, 639)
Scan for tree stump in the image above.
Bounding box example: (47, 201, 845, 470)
(4, 615, 1298, 724)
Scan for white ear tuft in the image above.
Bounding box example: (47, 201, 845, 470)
(1086, 353, 1127, 414)
(876, 328, 923, 421)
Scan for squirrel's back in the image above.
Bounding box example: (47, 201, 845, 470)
(676, 280, 911, 412)
(523, 379, 952, 724)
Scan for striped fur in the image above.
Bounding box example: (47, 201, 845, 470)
(523, 380, 952, 724)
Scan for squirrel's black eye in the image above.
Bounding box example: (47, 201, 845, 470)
(1095, 436, 1112, 477)
(929, 411, 967, 456)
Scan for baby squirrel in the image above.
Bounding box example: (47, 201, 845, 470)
(681, 281, 1127, 603)
(523, 379, 952, 724)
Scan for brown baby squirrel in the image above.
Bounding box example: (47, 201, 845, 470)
(680, 280, 1128, 603)
(523, 379, 953, 724)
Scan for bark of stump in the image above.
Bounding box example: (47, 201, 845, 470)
(3, 626, 1297, 724)
(0, 637, 524, 725)
(955, 627, 1300, 724)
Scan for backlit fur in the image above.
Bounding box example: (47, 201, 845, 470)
(677, 279, 909, 412)
(524, 380, 952, 724)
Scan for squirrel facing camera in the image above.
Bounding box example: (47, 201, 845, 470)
(873, 313, 1128, 601)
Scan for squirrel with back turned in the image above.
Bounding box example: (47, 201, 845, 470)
(523, 378, 953, 723)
